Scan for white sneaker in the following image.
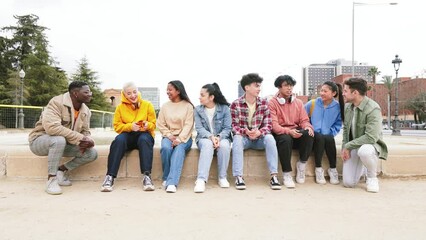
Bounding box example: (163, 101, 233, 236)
(283, 174, 295, 188)
(56, 170, 72, 186)
(327, 168, 340, 185)
(166, 185, 177, 193)
(315, 168, 326, 184)
(100, 175, 114, 192)
(218, 178, 230, 188)
(46, 177, 62, 195)
(142, 175, 155, 191)
(162, 181, 167, 188)
(296, 161, 306, 184)
(194, 179, 206, 193)
(366, 177, 379, 193)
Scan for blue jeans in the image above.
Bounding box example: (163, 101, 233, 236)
(161, 137, 193, 186)
(196, 138, 231, 182)
(107, 132, 154, 177)
(232, 134, 278, 177)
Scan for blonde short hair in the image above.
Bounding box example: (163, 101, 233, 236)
(122, 82, 137, 91)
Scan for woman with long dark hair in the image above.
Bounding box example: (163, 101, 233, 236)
(157, 80, 194, 193)
(305, 81, 344, 185)
(193, 83, 232, 193)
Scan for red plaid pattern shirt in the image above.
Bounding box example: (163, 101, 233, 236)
(230, 95, 272, 137)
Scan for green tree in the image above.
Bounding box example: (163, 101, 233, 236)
(0, 14, 68, 106)
(368, 67, 381, 100)
(71, 57, 111, 111)
(381, 75, 393, 129)
(405, 92, 426, 125)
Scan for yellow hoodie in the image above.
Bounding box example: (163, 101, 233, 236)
(113, 91, 156, 137)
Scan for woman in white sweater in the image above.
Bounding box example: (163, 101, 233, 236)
(157, 80, 194, 193)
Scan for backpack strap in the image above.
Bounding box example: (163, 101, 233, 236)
(309, 99, 316, 117)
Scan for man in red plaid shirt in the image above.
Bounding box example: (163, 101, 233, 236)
(230, 73, 281, 190)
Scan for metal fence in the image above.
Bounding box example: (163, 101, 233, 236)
(0, 104, 114, 129)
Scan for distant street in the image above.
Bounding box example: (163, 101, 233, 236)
(382, 129, 426, 137)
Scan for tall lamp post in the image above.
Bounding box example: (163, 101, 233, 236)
(308, 87, 314, 100)
(391, 54, 402, 136)
(18, 69, 25, 129)
(352, 2, 398, 77)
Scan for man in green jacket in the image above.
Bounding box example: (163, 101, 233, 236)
(341, 78, 388, 193)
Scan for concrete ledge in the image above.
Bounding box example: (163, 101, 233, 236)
(5, 144, 346, 180)
(2, 133, 425, 180)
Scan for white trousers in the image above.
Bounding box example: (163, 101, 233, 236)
(342, 144, 379, 188)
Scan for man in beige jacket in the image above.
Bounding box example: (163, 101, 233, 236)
(28, 81, 98, 195)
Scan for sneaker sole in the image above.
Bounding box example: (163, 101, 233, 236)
(284, 185, 295, 189)
(58, 182, 72, 186)
(235, 186, 246, 190)
(194, 189, 205, 193)
(367, 188, 379, 193)
(45, 190, 62, 195)
(143, 185, 155, 191)
(270, 186, 282, 190)
(100, 187, 113, 192)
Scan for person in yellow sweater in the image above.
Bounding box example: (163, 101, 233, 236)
(157, 80, 194, 193)
(101, 82, 156, 192)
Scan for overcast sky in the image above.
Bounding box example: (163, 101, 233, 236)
(1, 0, 425, 105)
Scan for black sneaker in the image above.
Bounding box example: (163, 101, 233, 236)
(270, 175, 282, 190)
(100, 175, 114, 192)
(142, 175, 155, 191)
(235, 176, 246, 190)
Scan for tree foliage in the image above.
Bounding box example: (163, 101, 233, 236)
(381, 75, 394, 94)
(368, 66, 381, 84)
(71, 57, 112, 111)
(405, 92, 426, 124)
(0, 14, 68, 106)
(368, 67, 381, 100)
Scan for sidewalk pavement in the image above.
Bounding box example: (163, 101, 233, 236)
(1, 129, 425, 239)
(0, 177, 425, 240)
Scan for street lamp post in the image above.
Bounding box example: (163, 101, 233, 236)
(392, 54, 402, 136)
(308, 87, 314, 100)
(352, 2, 398, 77)
(18, 69, 25, 129)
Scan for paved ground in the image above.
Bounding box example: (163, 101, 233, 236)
(1, 129, 425, 239)
(1, 177, 425, 240)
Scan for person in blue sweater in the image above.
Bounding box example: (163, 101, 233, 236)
(305, 81, 344, 185)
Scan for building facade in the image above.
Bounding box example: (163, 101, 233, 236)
(333, 75, 426, 123)
(303, 59, 374, 95)
(138, 87, 160, 110)
(103, 87, 160, 110)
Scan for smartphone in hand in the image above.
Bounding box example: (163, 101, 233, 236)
(296, 128, 308, 134)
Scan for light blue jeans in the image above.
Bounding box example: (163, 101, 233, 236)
(160, 137, 193, 186)
(196, 138, 231, 182)
(232, 134, 278, 177)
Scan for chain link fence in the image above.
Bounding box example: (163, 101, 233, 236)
(0, 104, 114, 129)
